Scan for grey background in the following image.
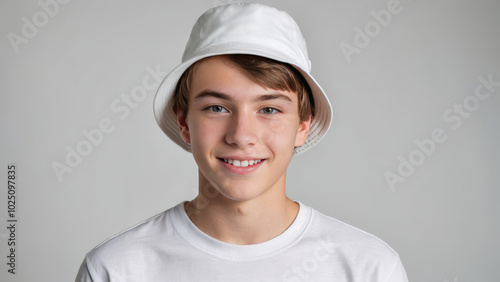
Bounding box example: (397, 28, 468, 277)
(1, 0, 499, 281)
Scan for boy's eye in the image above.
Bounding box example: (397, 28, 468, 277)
(206, 105, 227, 113)
(259, 107, 279, 114)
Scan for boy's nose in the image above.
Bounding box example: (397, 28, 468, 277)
(225, 112, 258, 148)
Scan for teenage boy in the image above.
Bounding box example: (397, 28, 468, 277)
(76, 3, 408, 281)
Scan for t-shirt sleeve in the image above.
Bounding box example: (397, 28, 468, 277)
(75, 255, 98, 282)
(386, 255, 409, 282)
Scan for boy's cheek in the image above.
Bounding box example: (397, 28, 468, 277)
(258, 127, 297, 153)
(189, 122, 224, 146)
(263, 118, 301, 141)
(267, 118, 287, 134)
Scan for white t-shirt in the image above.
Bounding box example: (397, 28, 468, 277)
(76, 202, 408, 281)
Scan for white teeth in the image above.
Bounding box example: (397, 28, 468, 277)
(222, 158, 262, 167)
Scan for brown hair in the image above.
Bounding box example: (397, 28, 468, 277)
(172, 54, 315, 122)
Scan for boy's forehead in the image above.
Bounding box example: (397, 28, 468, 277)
(189, 55, 299, 101)
(192, 55, 242, 78)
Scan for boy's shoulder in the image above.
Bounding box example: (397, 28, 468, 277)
(307, 205, 400, 260)
(302, 206, 404, 280)
(85, 204, 178, 264)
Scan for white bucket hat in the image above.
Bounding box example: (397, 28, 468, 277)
(153, 3, 333, 155)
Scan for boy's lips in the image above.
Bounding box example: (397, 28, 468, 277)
(219, 158, 264, 167)
(216, 157, 266, 174)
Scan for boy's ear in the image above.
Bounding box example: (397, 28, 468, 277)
(294, 115, 312, 148)
(176, 111, 191, 144)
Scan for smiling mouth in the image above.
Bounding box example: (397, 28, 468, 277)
(217, 158, 264, 167)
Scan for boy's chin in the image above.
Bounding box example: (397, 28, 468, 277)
(214, 185, 271, 203)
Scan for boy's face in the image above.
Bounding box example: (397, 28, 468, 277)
(176, 56, 311, 202)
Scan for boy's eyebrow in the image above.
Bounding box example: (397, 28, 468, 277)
(255, 94, 292, 103)
(194, 90, 232, 101)
(194, 90, 293, 103)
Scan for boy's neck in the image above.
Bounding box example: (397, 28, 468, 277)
(184, 188, 299, 245)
